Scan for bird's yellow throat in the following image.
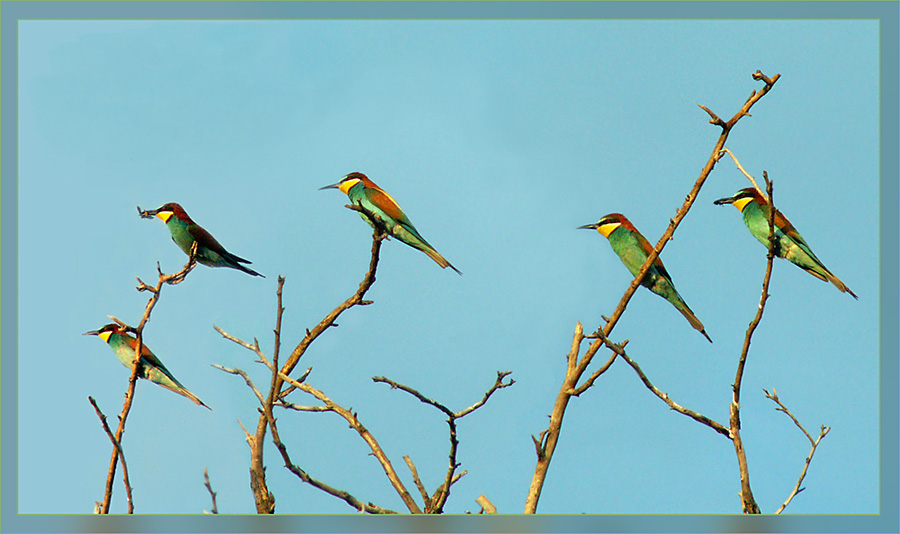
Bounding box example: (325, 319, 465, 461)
(732, 197, 753, 212)
(338, 178, 361, 195)
(597, 222, 620, 238)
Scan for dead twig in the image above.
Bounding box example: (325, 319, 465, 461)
(594, 335, 730, 438)
(764, 388, 831, 514)
(373, 372, 514, 513)
(89, 397, 133, 514)
(404, 456, 431, 508)
(203, 467, 218, 514)
(212, 364, 267, 406)
(719, 146, 767, 197)
(476, 494, 497, 514)
(277, 371, 422, 513)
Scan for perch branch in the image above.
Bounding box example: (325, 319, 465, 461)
(525, 70, 779, 514)
(95, 249, 197, 514)
(729, 172, 776, 514)
(240, 231, 384, 512)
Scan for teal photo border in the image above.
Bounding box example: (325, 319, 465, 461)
(3, 1, 897, 533)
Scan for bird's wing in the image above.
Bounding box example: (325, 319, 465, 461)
(363, 186, 436, 246)
(122, 335, 168, 371)
(774, 209, 824, 263)
(190, 223, 251, 264)
(364, 187, 414, 227)
(634, 230, 673, 281)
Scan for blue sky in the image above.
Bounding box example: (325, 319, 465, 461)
(16, 19, 880, 516)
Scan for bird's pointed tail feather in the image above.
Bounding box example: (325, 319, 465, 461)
(677, 302, 713, 343)
(823, 270, 858, 300)
(423, 247, 462, 275)
(180, 388, 212, 410)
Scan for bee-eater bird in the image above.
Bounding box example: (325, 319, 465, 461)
(84, 323, 211, 409)
(713, 187, 857, 299)
(140, 202, 263, 277)
(320, 172, 462, 275)
(579, 213, 712, 343)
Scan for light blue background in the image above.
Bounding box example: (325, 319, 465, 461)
(5, 1, 896, 532)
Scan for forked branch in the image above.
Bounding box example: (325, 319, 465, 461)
(764, 388, 831, 514)
(524, 70, 780, 514)
(594, 333, 730, 438)
(203, 467, 219, 514)
(94, 248, 197, 514)
(373, 371, 514, 513)
(89, 397, 133, 514)
(233, 230, 383, 513)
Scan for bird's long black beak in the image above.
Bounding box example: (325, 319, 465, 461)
(713, 195, 737, 206)
(577, 223, 599, 230)
(319, 182, 341, 191)
(83, 329, 100, 336)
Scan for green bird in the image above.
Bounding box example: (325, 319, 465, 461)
(139, 202, 263, 277)
(84, 323, 211, 409)
(579, 213, 712, 343)
(714, 187, 857, 299)
(320, 172, 462, 274)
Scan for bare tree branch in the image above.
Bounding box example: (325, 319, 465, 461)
(373, 376, 455, 417)
(525, 70, 780, 514)
(280, 229, 385, 381)
(455, 371, 516, 418)
(593, 334, 731, 438)
(277, 402, 331, 413)
(238, 231, 384, 513)
(214, 325, 264, 356)
(570, 332, 623, 397)
(404, 456, 432, 508)
(203, 467, 218, 514)
(211, 364, 267, 406)
(373, 372, 514, 513)
(95, 249, 198, 514)
(277, 371, 422, 513)
(214, 324, 405, 514)
(764, 388, 831, 514)
(265, 382, 400, 514)
(728, 172, 777, 514)
(89, 397, 133, 514)
(719, 147, 766, 197)
(476, 494, 497, 514)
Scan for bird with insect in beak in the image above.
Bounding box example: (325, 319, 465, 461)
(138, 202, 263, 277)
(320, 172, 462, 275)
(713, 187, 857, 299)
(84, 323, 211, 409)
(579, 213, 712, 343)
